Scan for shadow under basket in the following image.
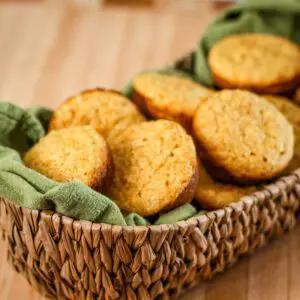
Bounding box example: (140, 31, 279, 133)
(0, 169, 299, 299)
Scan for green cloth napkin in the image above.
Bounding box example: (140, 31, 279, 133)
(155, 204, 197, 225)
(122, 69, 192, 98)
(26, 106, 53, 131)
(0, 103, 198, 225)
(194, 0, 300, 86)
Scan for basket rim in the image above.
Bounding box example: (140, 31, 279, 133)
(1, 169, 300, 232)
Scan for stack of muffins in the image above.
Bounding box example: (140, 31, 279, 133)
(24, 33, 300, 217)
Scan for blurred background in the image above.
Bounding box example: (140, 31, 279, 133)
(0, 0, 230, 108)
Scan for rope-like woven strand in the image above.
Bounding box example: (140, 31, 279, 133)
(1, 169, 299, 299)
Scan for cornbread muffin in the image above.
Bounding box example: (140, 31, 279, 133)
(264, 95, 300, 171)
(132, 72, 213, 132)
(48, 89, 146, 142)
(106, 120, 198, 216)
(208, 34, 300, 93)
(195, 160, 256, 209)
(295, 88, 300, 104)
(193, 90, 294, 184)
(24, 126, 112, 191)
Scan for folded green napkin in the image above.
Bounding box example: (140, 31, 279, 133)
(155, 204, 197, 225)
(0, 103, 198, 225)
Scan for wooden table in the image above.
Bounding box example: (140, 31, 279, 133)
(0, 2, 299, 300)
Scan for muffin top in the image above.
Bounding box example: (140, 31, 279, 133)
(24, 126, 112, 191)
(193, 90, 294, 183)
(132, 72, 213, 131)
(264, 95, 300, 171)
(195, 160, 256, 209)
(49, 89, 146, 142)
(105, 120, 198, 216)
(208, 33, 300, 93)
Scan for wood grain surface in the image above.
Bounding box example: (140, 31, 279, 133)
(0, 2, 299, 300)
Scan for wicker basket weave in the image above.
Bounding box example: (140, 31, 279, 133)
(0, 55, 300, 299)
(0, 170, 299, 300)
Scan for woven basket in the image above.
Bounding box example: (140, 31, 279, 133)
(0, 54, 300, 300)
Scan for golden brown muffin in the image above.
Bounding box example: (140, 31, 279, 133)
(295, 88, 300, 104)
(24, 126, 112, 191)
(132, 72, 213, 132)
(193, 90, 294, 184)
(48, 89, 146, 143)
(105, 120, 198, 216)
(195, 160, 256, 209)
(264, 95, 300, 171)
(208, 34, 300, 93)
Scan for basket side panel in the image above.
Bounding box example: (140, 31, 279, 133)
(0, 174, 299, 299)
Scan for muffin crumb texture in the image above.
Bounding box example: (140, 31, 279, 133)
(106, 120, 198, 216)
(49, 89, 146, 143)
(209, 34, 300, 93)
(193, 90, 294, 183)
(195, 160, 256, 209)
(132, 72, 213, 131)
(295, 88, 300, 104)
(264, 94, 300, 172)
(24, 126, 112, 191)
